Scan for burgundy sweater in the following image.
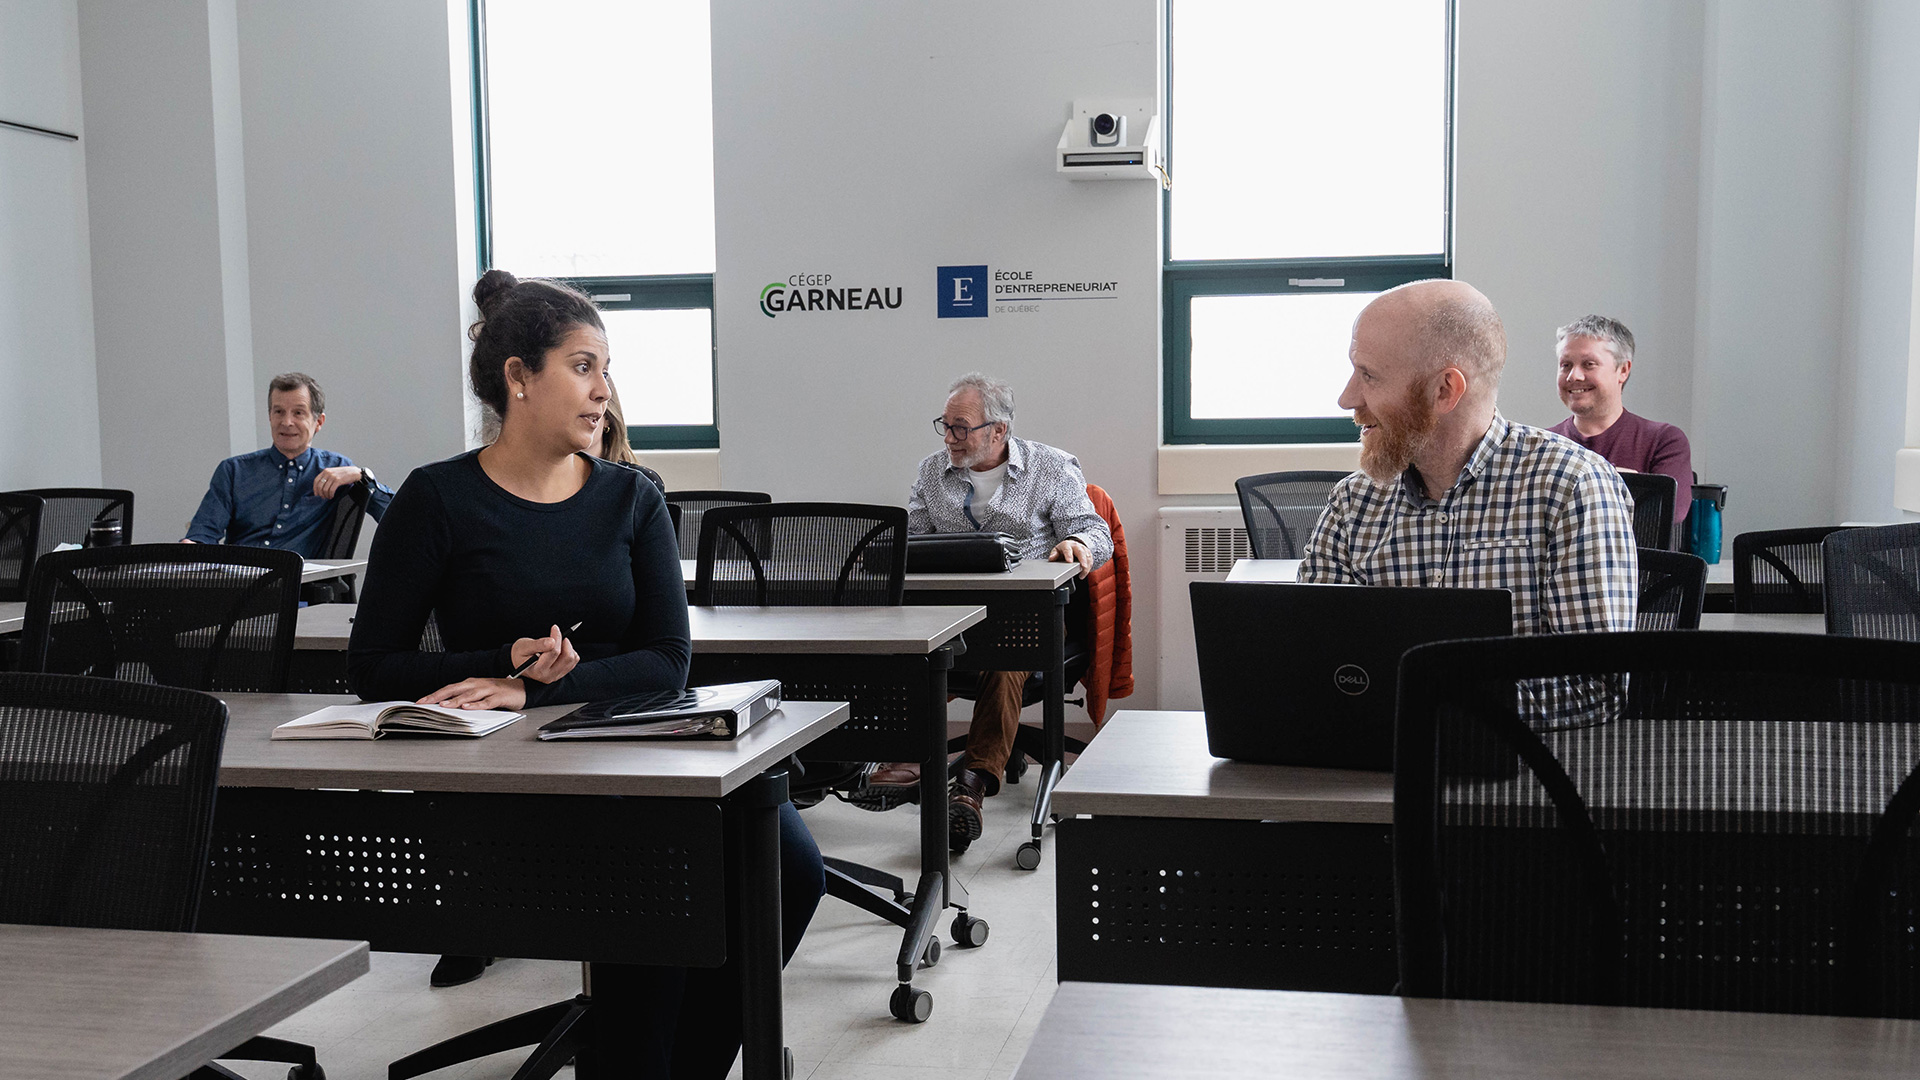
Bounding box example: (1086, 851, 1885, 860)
(1548, 409, 1693, 524)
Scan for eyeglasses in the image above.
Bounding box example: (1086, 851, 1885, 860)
(934, 417, 1000, 440)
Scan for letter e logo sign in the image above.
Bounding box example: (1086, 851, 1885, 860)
(937, 265, 989, 319)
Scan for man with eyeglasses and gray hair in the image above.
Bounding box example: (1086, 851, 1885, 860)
(847, 371, 1111, 854)
(1547, 315, 1692, 531)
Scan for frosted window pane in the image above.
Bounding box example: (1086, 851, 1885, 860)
(1189, 292, 1375, 420)
(487, 0, 715, 277)
(602, 308, 713, 426)
(1171, 0, 1447, 260)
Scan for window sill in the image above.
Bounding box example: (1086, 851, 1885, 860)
(634, 448, 722, 490)
(1159, 442, 1360, 495)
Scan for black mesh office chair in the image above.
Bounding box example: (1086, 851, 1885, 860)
(1619, 471, 1678, 551)
(1234, 471, 1348, 559)
(0, 672, 328, 1078)
(665, 489, 772, 561)
(301, 481, 369, 605)
(1395, 631, 1920, 1018)
(1824, 523, 1920, 641)
(19, 544, 304, 693)
(1635, 547, 1706, 630)
(1733, 525, 1859, 613)
(17, 487, 135, 551)
(0, 492, 44, 601)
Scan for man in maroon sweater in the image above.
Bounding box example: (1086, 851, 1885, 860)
(1547, 315, 1692, 530)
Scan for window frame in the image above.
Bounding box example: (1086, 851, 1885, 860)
(469, 0, 720, 450)
(1160, 1, 1457, 446)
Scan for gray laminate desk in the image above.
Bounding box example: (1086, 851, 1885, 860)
(200, 694, 850, 1080)
(1699, 611, 1826, 633)
(285, 602, 991, 1022)
(0, 924, 366, 1080)
(1012, 981, 1920, 1080)
(0, 600, 21, 636)
(1050, 710, 1396, 994)
(1225, 558, 1301, 582)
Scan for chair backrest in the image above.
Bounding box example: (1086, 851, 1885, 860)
(1823, 523, 1920, 641)
(665, 489, 772, 561)
(1234, 471, 1348, 559)
(20, 543, 304, 693)
(1733, 525, 1858, 613)
(1634, 547, 1706, 630)
(310, 480, 370, 560)
(1394, 631, 1920, 1018)
(1619, 472, 1678, 551)
(694, 502, 906, 607)
(16, 487, 135, 552)
(0, 672, 228, 932)
(0, 493, 45, 602)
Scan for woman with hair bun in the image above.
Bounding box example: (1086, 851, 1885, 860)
(348, 270, 822, 1076)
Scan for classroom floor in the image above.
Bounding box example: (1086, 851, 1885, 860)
(224, 783, 1059, 1080)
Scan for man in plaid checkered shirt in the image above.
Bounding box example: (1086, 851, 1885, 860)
(1300, 279, 1637, 638)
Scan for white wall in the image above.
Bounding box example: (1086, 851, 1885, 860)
(0, 0, 102, 491)
(78, 0, 255, 540)
(711, 0, 1165, 705)
(1455, 0, 1705, 441)
(234, 1, 470, 493)
(1838, 0, 1920, 524)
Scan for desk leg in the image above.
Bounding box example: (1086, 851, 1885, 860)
(736, 771, 787, 1080)
(1020, 586, 1071, 869)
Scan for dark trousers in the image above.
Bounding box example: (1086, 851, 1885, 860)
(628, 801, 824, 1079)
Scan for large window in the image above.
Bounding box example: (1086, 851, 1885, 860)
(1163, 0, 1454, 444)
(474, 0, 718, 448)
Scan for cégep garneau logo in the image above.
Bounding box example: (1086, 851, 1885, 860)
(759, 273, 903, 319)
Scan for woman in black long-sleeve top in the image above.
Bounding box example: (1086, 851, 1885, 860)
(349, 270, 823, 1080)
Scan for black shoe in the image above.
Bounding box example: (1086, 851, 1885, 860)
(430, 954, 493, 988)
(949, 769, 987, 854)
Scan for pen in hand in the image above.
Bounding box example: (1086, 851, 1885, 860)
(509, 621, 582, 679)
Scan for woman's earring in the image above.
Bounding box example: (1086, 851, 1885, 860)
(516, 392, 525, 399)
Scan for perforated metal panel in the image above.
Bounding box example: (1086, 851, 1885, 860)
(908, 587, 1063, 674)
(201, 788, 727, 966)
(691, 652, 937, 762)
(1057, 816, 1396, 993)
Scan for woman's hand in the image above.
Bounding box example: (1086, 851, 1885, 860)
(511, 625, 580, 684)
(419, 678, 527, 710)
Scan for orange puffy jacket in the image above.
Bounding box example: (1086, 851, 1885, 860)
(1081, 484, 1133, 724)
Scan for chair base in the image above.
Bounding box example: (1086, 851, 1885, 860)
(192, 1034, 323, 1080)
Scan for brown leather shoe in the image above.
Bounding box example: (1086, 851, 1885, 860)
(838, 762, 921, 812)
(949, 768, 988, 853)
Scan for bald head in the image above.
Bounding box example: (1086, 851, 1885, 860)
(1356, 279, 1507, 401)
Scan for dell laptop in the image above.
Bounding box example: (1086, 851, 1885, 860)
(1191, 580, 1512, 770)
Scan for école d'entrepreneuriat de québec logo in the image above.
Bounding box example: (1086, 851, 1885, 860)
(759, 274, 903, 319)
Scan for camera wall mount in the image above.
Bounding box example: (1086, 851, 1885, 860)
(1057, 99, 1162, 181)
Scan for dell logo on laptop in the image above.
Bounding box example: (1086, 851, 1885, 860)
(1333, 664, 1370, 696)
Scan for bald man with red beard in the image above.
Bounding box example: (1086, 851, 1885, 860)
(1298, 279, 1637, 638)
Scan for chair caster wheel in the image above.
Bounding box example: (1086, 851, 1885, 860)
(1014, 841, 1042, 871)
(897, 892, 914, 910)
(288, 1066, 325, 1080)
(920, 937, 942, 968)
(952, 912, 990, 948)
(1006, 757, 1027, 785)
(890, 984, 933, 1023)
(785, 1047, 795, 1080)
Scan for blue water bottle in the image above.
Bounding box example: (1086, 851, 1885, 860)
(1689, 484, 1727, 564)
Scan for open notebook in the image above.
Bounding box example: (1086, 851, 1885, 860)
(272, 702, 522, 740)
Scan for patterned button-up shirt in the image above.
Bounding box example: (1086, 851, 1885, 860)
(908, 436, 1112, 567)
(185, 446, 393, 555)
(1300, 414, 1637, 636)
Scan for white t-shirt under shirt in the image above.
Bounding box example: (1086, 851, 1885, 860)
(964, 461, 1009, 512)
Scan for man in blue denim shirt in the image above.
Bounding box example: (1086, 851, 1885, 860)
(183, 372, 393, 554)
